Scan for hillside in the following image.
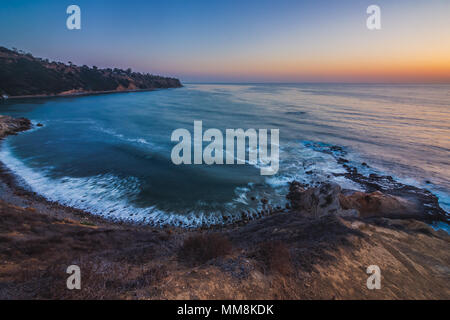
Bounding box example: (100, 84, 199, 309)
(0, 46, 182, 97)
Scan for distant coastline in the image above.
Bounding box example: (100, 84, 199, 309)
(3, 87, 174, 100)
(0, 46, 182, 98)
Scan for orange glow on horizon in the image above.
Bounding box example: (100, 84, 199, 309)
(169, 57, 450, 83)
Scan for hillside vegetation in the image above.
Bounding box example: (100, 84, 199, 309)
(0, 46, 181, 97)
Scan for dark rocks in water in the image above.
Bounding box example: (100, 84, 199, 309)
(337, 157, 349, 164)
(36, 123, 44, 127)
(288, 181, 306, 193)
(330, 146, 344, 152)
(305, 170, 313, 175)
(285, 111, 307, 116)
(303, 142, 347, 157)
(361, 162, 368, 167)
(250, 196, 256, 201)
(261, 198, 268, 205)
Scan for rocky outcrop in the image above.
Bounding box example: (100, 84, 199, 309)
(0, 115, 32, 138)
(339, 191, 422, 219)
(301, 142, 448, 222)
(334, 169, 447, 221)
(287, 181, 446, 222)
(287, 181, 357, 218)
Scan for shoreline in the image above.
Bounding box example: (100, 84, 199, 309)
(0, 117, 274, 231)
(0, 157, 266, 232)
(0, 117, 129, 229)
(0, 161, 134, 229)
(2, 87, 182, 101)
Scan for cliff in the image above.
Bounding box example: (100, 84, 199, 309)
(0, 46, 182, 97)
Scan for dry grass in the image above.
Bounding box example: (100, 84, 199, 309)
(179, 233, 232, 265)
(256, 241, 293, 276)
(6, 260, 168, 300)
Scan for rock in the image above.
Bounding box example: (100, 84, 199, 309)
(36, 123, 43, 127)
(287, 182, 355, 218)
(0, 115, 32, 138)
(287, 180, 432, 220)
(332, 161, 448, 221)
(339, 191, 422, 219)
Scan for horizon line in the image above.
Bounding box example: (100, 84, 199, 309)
(182, 81, 450, 85)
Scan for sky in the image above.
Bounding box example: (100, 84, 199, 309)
(0, 0, 449, 83)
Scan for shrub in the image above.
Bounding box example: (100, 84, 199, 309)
(179, 233, 232, 265)
(9, 260, 166, 300)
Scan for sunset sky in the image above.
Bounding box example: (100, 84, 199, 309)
(1, 0, 449, 82)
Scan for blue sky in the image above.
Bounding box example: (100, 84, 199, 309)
(1, 0, 449, 82)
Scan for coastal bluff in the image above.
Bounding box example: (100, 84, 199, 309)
(0, 46, 182, 98)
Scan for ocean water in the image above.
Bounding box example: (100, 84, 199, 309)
(0, 84, 449, 227)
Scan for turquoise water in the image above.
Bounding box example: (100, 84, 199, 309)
(0, 84, 449, 227)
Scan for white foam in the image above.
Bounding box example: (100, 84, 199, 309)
(265, 142, 363, 191)
(0, 142, 259, 227)
(94, 125, 157, 149)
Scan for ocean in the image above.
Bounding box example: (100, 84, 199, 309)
(1, 83, 449, 227)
